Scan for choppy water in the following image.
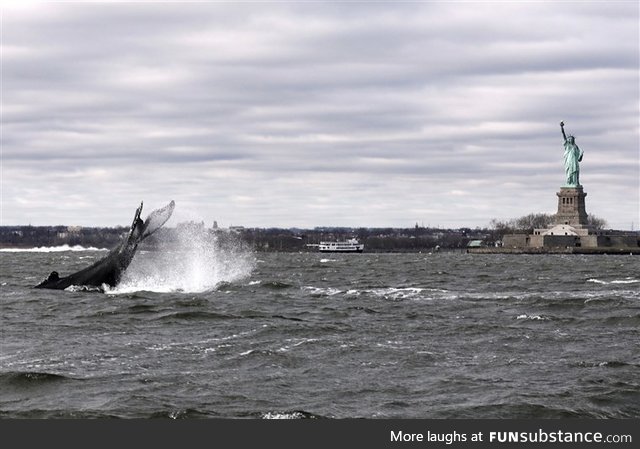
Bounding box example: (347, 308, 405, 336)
(1, 246, 639, 418)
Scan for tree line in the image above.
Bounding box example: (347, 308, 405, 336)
(488, 213, 607, 234)
(0, 224, 489, 252)
(0, 213, 612, 252)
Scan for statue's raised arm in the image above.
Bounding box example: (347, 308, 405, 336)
(560, 121, 567, 142)
(560, 121, 583, 187)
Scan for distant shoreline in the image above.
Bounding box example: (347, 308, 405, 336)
(2, 225, 638, 254)
(0, 225, 493, 253)
(2, 243, 638, 255)
(467, 247, 640, 255)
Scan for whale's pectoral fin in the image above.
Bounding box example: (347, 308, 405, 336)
(141, 200, 175, 240)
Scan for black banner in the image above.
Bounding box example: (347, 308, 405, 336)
(0, 419, 637, 449)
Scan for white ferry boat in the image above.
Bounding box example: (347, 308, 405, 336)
(318, 238, 364, 253)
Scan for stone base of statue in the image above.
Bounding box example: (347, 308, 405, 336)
(555, 186, 588, 227)
(526, 185, 595, 247)
(494, 184, 640, 254)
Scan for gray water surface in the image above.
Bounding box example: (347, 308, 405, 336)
(1, 250, 638, 418)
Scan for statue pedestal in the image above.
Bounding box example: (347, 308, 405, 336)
(526, 186, 594, 247)
(556, 186, 588, 227)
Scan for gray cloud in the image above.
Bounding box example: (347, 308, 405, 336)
(2, 2, 638, 229)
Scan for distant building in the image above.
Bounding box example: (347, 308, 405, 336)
(501, 185, 638, 251)
(176, 221, 205, 232)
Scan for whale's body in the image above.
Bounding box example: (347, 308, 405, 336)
(35, 201, 175, 290)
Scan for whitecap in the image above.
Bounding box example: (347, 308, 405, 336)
(516, 314, 546, 320)
(587, 278, 607, 284)
(0, 245, 108, 253)
(611, 278, 640, 284)
(148, 344, 174, 351)
(587, 277, 639, 285)
(262, 411, 309, 419)
(367, 287, 427, 301)
(277, 338, 319, 352)
(303, 286, 342, 296)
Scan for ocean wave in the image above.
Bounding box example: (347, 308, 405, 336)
(261, 410, 325, 419)
(303, 286, 444, 300)
(0, 245, 108, 253)
(276, 338, 319, 352)
(262, 281, 295, 289)
(450, 403, 587, 419)
(363, 287, 433, 301)
(126, 304, 160, 314)
(515, 314, 548, 321)
(238, 348, 283, 357)
(271, 314, 305, 322)
(304, 286, 343, 296)
(0, 371, 75, 386)
(574, 360, 638, 368)
(65, 284, 105, 293)
(587, 277, 639, 285)
(602, 314, 640, 325)
(583, 295, 632, 304)
(151, 311, 236, 322)
(149, 408, 214, 419)
(106, 284, 216, 295)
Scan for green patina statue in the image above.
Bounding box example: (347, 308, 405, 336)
(560, 121, 583, 187)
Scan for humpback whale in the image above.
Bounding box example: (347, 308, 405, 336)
(35, 200, 175, 290)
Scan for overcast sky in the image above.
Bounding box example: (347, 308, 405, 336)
(2, 1, 638, 229)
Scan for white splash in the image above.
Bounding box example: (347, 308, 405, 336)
(109, 227, 255, 294)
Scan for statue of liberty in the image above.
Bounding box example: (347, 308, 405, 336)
(560, 121, 583, 187)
